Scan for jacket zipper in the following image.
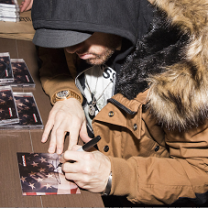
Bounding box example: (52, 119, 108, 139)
(108, 98, 136, 116)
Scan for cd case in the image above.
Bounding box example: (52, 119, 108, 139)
(0, 0, 19, 22)
(0, 0, 19, 11)
(0, 10, 19, 18)
(0, 85, 19, 126)
(0, 52, 14, 83)
(0, 15, 19, 22)
(0, 92, 43, 129)
(17, 152, 81, 195)
(6, 59, 35, 88)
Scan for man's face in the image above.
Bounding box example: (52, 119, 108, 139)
(65, 32, 122, 65)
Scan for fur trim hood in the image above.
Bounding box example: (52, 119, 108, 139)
(117, 0, 208, 131)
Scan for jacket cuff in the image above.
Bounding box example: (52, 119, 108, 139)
(42, 75, 83, 105)
(108, 156, 138, 200)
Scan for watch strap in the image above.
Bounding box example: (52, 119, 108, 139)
(102, 171, 112, 196)
(52, 90, 82, 104)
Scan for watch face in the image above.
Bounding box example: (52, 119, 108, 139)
(56, 90, 69, 98)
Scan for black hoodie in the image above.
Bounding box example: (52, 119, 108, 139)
(32, 0, 153, 77)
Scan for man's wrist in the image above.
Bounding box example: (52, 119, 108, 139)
(52, 90, 82, 105)
(102, 171, 112, 196)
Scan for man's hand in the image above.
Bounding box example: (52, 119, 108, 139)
(20, 0, 33, 12)
(62, 147, 111, 193)
(41, 98, 91, 154)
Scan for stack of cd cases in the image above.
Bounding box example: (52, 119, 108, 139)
(0, 55, 35, 88)
(0, 0, 19, 22)
(0, 88, 43, 129)
(0, 53, 43, 130)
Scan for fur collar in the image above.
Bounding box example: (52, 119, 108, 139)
(117, 0, 208, 131)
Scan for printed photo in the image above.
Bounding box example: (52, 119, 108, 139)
(17, 152, 81, 195)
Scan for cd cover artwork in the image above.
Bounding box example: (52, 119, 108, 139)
(0, 85, 19, 125)
(17, 152, 81, 195)
(9, 59, 35, 88)
(0, 92, 43, 129)
(0, 53, 14, 83)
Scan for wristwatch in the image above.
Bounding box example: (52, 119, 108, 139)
(52, 90, 82, 104)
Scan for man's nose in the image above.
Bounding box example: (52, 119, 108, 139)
(65, 43, 82, 54)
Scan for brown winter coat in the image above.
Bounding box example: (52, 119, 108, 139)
(94, 0, 208, 205)
(37, 47, 83, 104)
(93, 91, 208, 205)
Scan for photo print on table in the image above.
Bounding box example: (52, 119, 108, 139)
(17, 152, 81, 195)
(0, 52, 14, 83)
(0, 85, 19, 125)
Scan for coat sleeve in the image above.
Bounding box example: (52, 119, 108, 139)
(37, 47, 83, 104)
(108, 123, 208, 205)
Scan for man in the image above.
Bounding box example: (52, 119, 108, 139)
(32, 0, 153, 154)
(32, 0, 208, 206)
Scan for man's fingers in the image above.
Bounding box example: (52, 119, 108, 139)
(48, 123, 63, 153)
(63, 150, 84, 163)
(42, 99, 86, 154)
(80, 121, 91, 143)
(48, 115, 69, 154)
(48, 133, 57, 154)
(62, 150, 111, 193)
(25, 1, 33, 10)
(20, 0, 33, 12)
(42, 108, 58, 143)
(20, 1, 30, 12)
(41, 119, 54, 143)
(56, 128, 67, 154)
(68, 127, 80, 150)
(64, 172, 96, 190)
(47, 118, 63, 153)
(19, 2, 24, 9)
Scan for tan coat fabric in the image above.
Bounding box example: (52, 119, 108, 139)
(37, 47, 83, 104)
(93, 92, 208, 205)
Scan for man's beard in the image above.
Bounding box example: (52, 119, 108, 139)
(86, 49, 115, 65)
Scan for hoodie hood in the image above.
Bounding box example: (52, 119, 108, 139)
(32, 0, 153, 72)
(117, 0, 208, 131)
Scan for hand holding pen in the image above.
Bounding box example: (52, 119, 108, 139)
(57, 135, 101, 168)
(77, 135, 101, 152)
(60, 135, 111, 193)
